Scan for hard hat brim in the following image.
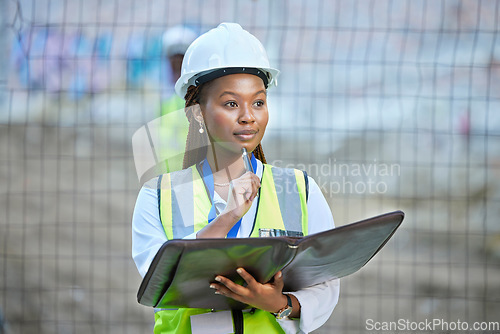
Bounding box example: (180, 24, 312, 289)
(175, 66, 280, 98)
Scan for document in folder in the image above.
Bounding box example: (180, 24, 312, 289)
(137, 210, 404, 310)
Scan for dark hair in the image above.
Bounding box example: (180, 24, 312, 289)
(182, 84, 267, 169)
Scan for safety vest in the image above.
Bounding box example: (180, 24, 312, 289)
(154, 308, 286, 334)
(158, 163, 308, 239)
(154, 163, 309, 333)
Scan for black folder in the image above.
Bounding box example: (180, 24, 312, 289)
(137, 210, 404, 310)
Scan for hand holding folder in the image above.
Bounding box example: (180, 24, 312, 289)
(137, 210, 404, 310)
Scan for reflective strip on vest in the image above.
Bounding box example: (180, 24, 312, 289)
(159, 166, 212, 240)
(171, 168, 194, 238)
(272, 167, 302, 232)
(159, 164, 308, 239)
(159, 173, 173, 238)
(294, 168, 308, 236)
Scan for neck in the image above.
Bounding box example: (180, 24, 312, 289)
(205, 145, 246, 183)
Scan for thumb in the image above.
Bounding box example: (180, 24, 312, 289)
(273, 271, 284, 289)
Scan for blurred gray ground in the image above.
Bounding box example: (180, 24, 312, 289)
(1, 0, 500, 333)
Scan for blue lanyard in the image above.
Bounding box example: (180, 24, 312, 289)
(200, 153, 258, 238)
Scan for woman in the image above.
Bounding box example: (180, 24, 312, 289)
(132, 22, 340, 334)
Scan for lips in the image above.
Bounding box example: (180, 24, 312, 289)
(234, 129, 258, 135)
(234, 129, 258, 141)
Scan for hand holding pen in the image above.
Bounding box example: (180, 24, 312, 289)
(242, 147, 254, 174)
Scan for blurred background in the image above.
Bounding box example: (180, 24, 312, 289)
(1, 0, 499, 333)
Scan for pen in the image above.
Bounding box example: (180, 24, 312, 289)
(241, 148, 254, 173)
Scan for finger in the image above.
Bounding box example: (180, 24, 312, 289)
(214, 275, 248, 295)
(239, 182, 256, 202)
(249, 188, 258, 201)
(247, 173, 260, 186)
(232, 176, 258, 202)
(233, 181, 251, 196)
(239, 172, 259, 187)
(210, 282, 234, 296)
(241, 187, 251, 202)
(251, 182, 260, 201)
(248, 177, 260, 201)
(252, 173, 261, 189)
(210, 283, 246, 303)
(236, 268, 258, 287)
(273, 271, 284, 290)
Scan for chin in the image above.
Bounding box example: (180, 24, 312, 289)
(242, 143, 258, 152)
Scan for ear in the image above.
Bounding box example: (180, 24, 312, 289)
(190, 104, 205, 124)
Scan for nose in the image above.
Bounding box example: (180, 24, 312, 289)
(239, 104, 255, 124)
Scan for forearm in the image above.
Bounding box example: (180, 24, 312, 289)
(196, 211, 239, 238)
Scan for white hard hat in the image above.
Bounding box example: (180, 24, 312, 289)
(162, 25, 198, 57)
(175, 22, 280, 98)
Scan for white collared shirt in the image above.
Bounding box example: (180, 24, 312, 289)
(132, 159, 340, 334)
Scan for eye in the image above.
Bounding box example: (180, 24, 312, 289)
(224, 101, 238, 108)
(254, 100, 265, 107)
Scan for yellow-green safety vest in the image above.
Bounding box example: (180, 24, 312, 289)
(154, 163, 309, 333)
(154, 308, 286, 334)
(158, 164, 308, 239)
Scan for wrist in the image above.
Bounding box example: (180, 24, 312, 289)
(274, 294, 293, 319)
(273, 294, 288, 313)
(219, 208, 242, 223)
(196, 211, 239, 238)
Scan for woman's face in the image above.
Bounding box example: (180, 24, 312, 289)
(199, 73, 268, 155)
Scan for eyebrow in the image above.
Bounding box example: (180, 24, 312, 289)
(219, 90, 267, 99)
